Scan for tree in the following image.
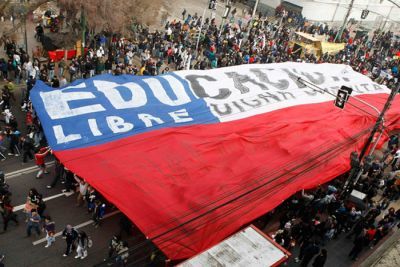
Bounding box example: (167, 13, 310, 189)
(57, 0, 171, 34)
(0, 0, 48, 47)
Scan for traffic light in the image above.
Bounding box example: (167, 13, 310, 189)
(341, 85, 353, 101)
(334, 86, 353, 109)
(361, 9, 369, 19)
(209, 0, 216, 10)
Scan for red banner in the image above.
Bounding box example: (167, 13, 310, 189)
(48, 48, 87, 61)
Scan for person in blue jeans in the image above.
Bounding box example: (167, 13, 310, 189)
(26, 209, 41, 237)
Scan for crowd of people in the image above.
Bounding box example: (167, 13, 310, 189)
(0, 1, 400, 266)
(267, 148, 400, 266)
(0, 2, 397, 88)
(0, 155, 133, 264)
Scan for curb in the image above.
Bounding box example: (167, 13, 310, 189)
(359, 228, 400, 267)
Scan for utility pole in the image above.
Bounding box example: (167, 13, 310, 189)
(332, 0, 341, 22)
(381, 6, 393, 31)
(358, 85, 400, 160)
(195, 6, 206, 53)
(24, 14, 28, 54)
(80, 6, 86, 56)
(246, 0, 260, 39)
(335, 0, 354, 42)
(342, 83, 400, 198)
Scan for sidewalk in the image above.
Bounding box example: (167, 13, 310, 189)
(362, 228, 400, 267)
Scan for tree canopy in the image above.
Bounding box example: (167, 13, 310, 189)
(57, 0, 170, 33)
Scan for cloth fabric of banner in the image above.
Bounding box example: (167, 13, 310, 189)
(30, 63, 400, 260)
(48, 48, 87, 61)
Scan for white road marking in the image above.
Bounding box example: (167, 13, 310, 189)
(14, 191, 75, 212)
(5, 161, 55, 180)
(32, 210, 121, 245)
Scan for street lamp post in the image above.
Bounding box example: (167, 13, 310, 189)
(17, 2, 28, 55)
(24, 14, 28, 54)
(241, 0, 259, 47)
(195, 6, 207, 54)
(335, 0, 355, 42)
(358, 84, 399, 161)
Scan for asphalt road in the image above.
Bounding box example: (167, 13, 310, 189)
(0, 78, 140, 266)
(1, 162, 129, 267)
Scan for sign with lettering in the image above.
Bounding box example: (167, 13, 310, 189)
(31, 63, 387, 151)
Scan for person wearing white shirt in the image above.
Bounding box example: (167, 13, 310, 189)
(60, 76, 67, 87)
(25, 61, 33, 78)
(392, 149, 400, 169)
(74, 175, 88, 207)
(96, 47, 105, 58)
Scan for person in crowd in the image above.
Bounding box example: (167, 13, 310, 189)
(115, 241, 129, 266)
(43, 216, 55, 248)
(26, 209, 41, 237)
(34, 147, 51, 179)
(23, 188, 43, 218)
(5, 126, 20, 156)
(0, 194, 18, 232)
(75, 231, 89, 259)
(312, 249, 327, 267)
(348, 230, 366, 261)
(60, 75, 67, 87)
(93, 200, 106, 228)
(300, 240, 320, 267)
(58, 59, 66, 78)
(74, 175, 88, 207)
(21, 135, 34, 163)
(47, 158, 64, 189)
(62, 224, 78, 257)
(86, 186, 97, 213)
(62, 167, 75, 193)
(104, 235, 120, 261)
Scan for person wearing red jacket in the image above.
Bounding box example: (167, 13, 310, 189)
(35, 147, 51, 179)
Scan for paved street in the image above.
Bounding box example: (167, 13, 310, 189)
(1, 163, 121, 266)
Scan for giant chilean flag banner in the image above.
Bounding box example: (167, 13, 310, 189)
(31, 63, 400, 260)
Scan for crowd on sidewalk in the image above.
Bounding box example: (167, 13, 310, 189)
(266, 136, 400, 266)
(0, 2, 400, 266)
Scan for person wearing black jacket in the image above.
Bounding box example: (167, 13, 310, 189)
(348, 231, 366, 261)
(25, 76, 36, 102)
(301, 240, 320, 267)
(35, 24, 44, 41)
(21, 136, 34, 163)
(62, 225, 78, 257)
(105, 59, 112, 74)
(47, 159, 64, 189)
(1, 196, 18, 232)
(312, 249, 327, 267)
